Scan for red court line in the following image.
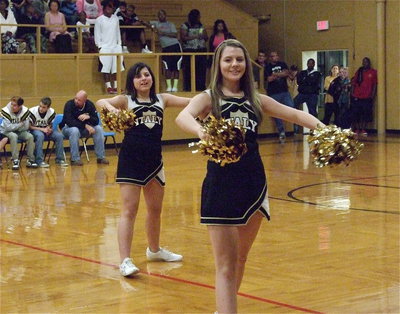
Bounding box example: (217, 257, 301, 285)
(1, 238, 324, 314)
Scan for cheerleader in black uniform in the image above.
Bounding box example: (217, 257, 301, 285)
(176, 39, 324, 313)
(96, 63, 190, 277)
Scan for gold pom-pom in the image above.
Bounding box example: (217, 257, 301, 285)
(189, 116, 248, 166)
(100, 107, 136, 133)
(307, 124, 364, 167)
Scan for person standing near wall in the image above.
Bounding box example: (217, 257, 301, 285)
(350, 57, 377, 136)
(294, 58, 322, 118)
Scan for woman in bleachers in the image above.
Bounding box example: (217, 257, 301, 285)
(76, 0, 102, 26)
(44, 0, 72, 52)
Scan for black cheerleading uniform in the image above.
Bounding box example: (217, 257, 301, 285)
(201, 91, 270, 225)
(116, 95, 165, 186)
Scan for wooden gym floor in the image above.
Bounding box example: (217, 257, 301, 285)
(0, 134, 399, 313)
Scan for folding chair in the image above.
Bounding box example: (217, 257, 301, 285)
(81, 113, 118, 161)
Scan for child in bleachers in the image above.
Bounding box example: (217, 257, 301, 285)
(76, 10, 96, 52)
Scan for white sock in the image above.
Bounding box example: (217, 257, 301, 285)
(114, 81, 118, 89)
(105, 82, 111, 88)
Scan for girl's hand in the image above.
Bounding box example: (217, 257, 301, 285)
(197, 127, 209, 141)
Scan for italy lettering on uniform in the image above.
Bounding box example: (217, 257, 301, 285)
(135, 110, 163, 129)
(229, 109, 257, 132)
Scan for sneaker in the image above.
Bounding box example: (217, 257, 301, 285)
(12, 159, 20, 170)
(141, 46, 152, 53)
(38, 161, 50, 168)
(361, 130, 368, 137)
(97, 158, 109, 165)
(122, 46, 129, 53)
(26, 160, 38, 168)
(146, 247, 183, 262)
(56, 160, 69, 167)
(279, 132, 286, 143)
(71, 160, 83, 166)
(120, 257, 140, 277)
(171, 87, 178, 92)
(166, 87, 172, 92)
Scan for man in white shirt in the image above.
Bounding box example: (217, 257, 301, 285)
(94, 0, 124, 94)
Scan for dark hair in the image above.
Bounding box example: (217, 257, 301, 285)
(119, 1, 126, 7)
(11, 96, 24, 106)
(290, 65, 298, 71)
(48, 0, 60, 10)
(0, 0, 10, 8)
(356, 57, 372, 85)
(213, 19, 228, 34)
(101, 0, 115, 10)
(188, 9, 200, 26)
(40, 97, 52, 107)
(125, 63, 158, 103)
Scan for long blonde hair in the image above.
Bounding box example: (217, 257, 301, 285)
(208, 39, 262, 122)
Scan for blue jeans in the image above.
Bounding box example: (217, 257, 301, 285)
(32, 129, 65, 163)
(62, 125, 105, 162)
(294, 93, 319, 117)
(269, 92, 294, 133)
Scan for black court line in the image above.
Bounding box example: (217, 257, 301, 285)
(285, 180, 399, 215)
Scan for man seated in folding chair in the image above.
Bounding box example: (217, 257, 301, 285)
(60, 90, 109, 166)
(29, 97, 69, 168)
(0, 96, 38, 170)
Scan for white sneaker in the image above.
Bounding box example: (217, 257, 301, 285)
(166, 87, 172, 92)
(119, 257, 140, 276)
(171, 87, 178, 92)
(39, 161, 50, 168)
(56, 160, 69, 167)
(146, 247, 183, 262)
(12, 159, 20, 170)
(122, 46, 129, 53)
(141, 47, 152, 53)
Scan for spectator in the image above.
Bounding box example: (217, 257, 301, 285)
(60, 90, 109, 166)
(76, 0, 102, 25)
(76, 11, 96, 52)
(252, 50, 267, 90)
(287, 64, 298, 100)
(0, 96, 37, 170)
(44, 0, 73, 53)
(329, 66, 352, 129)
(322, 64, 339, 125)
(265, 51, 294, 142)
(16, 4, 47, 53)
(294, 58, 322, 118)
(180, 9, 208, 91)
(94, 0, 124, 94)
(150, 9, 182, 92)
(10, 0, 24, 21)
(118, 4, 151, 53)
(60, 0, 78, 33)
(208, 19, 234, 53)
(31, 0, 49, 19)
(0, 0, 26, 53)
(350, 57, 377, 136)
(29, 97, 68, 167)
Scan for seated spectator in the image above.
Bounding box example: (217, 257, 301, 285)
(60, 0, 78, 33)
(76, 0, 102, 26)
(29, 97, 68, 168)
(76, 11, 96, 52)
(119, 4, 151, 53)
(45, 0, 73, 52)
(0, 96, 37, 170)
(0, 0, 26, 53)
(16, 4, 47, 53)
(10, 0, 24, 21)
(150, 9, 181, 92)
(31, 0, 48, 19)
(0, 133, 8, 169)
(60, 90, 109, 166)
(252, 50, 267, 90)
